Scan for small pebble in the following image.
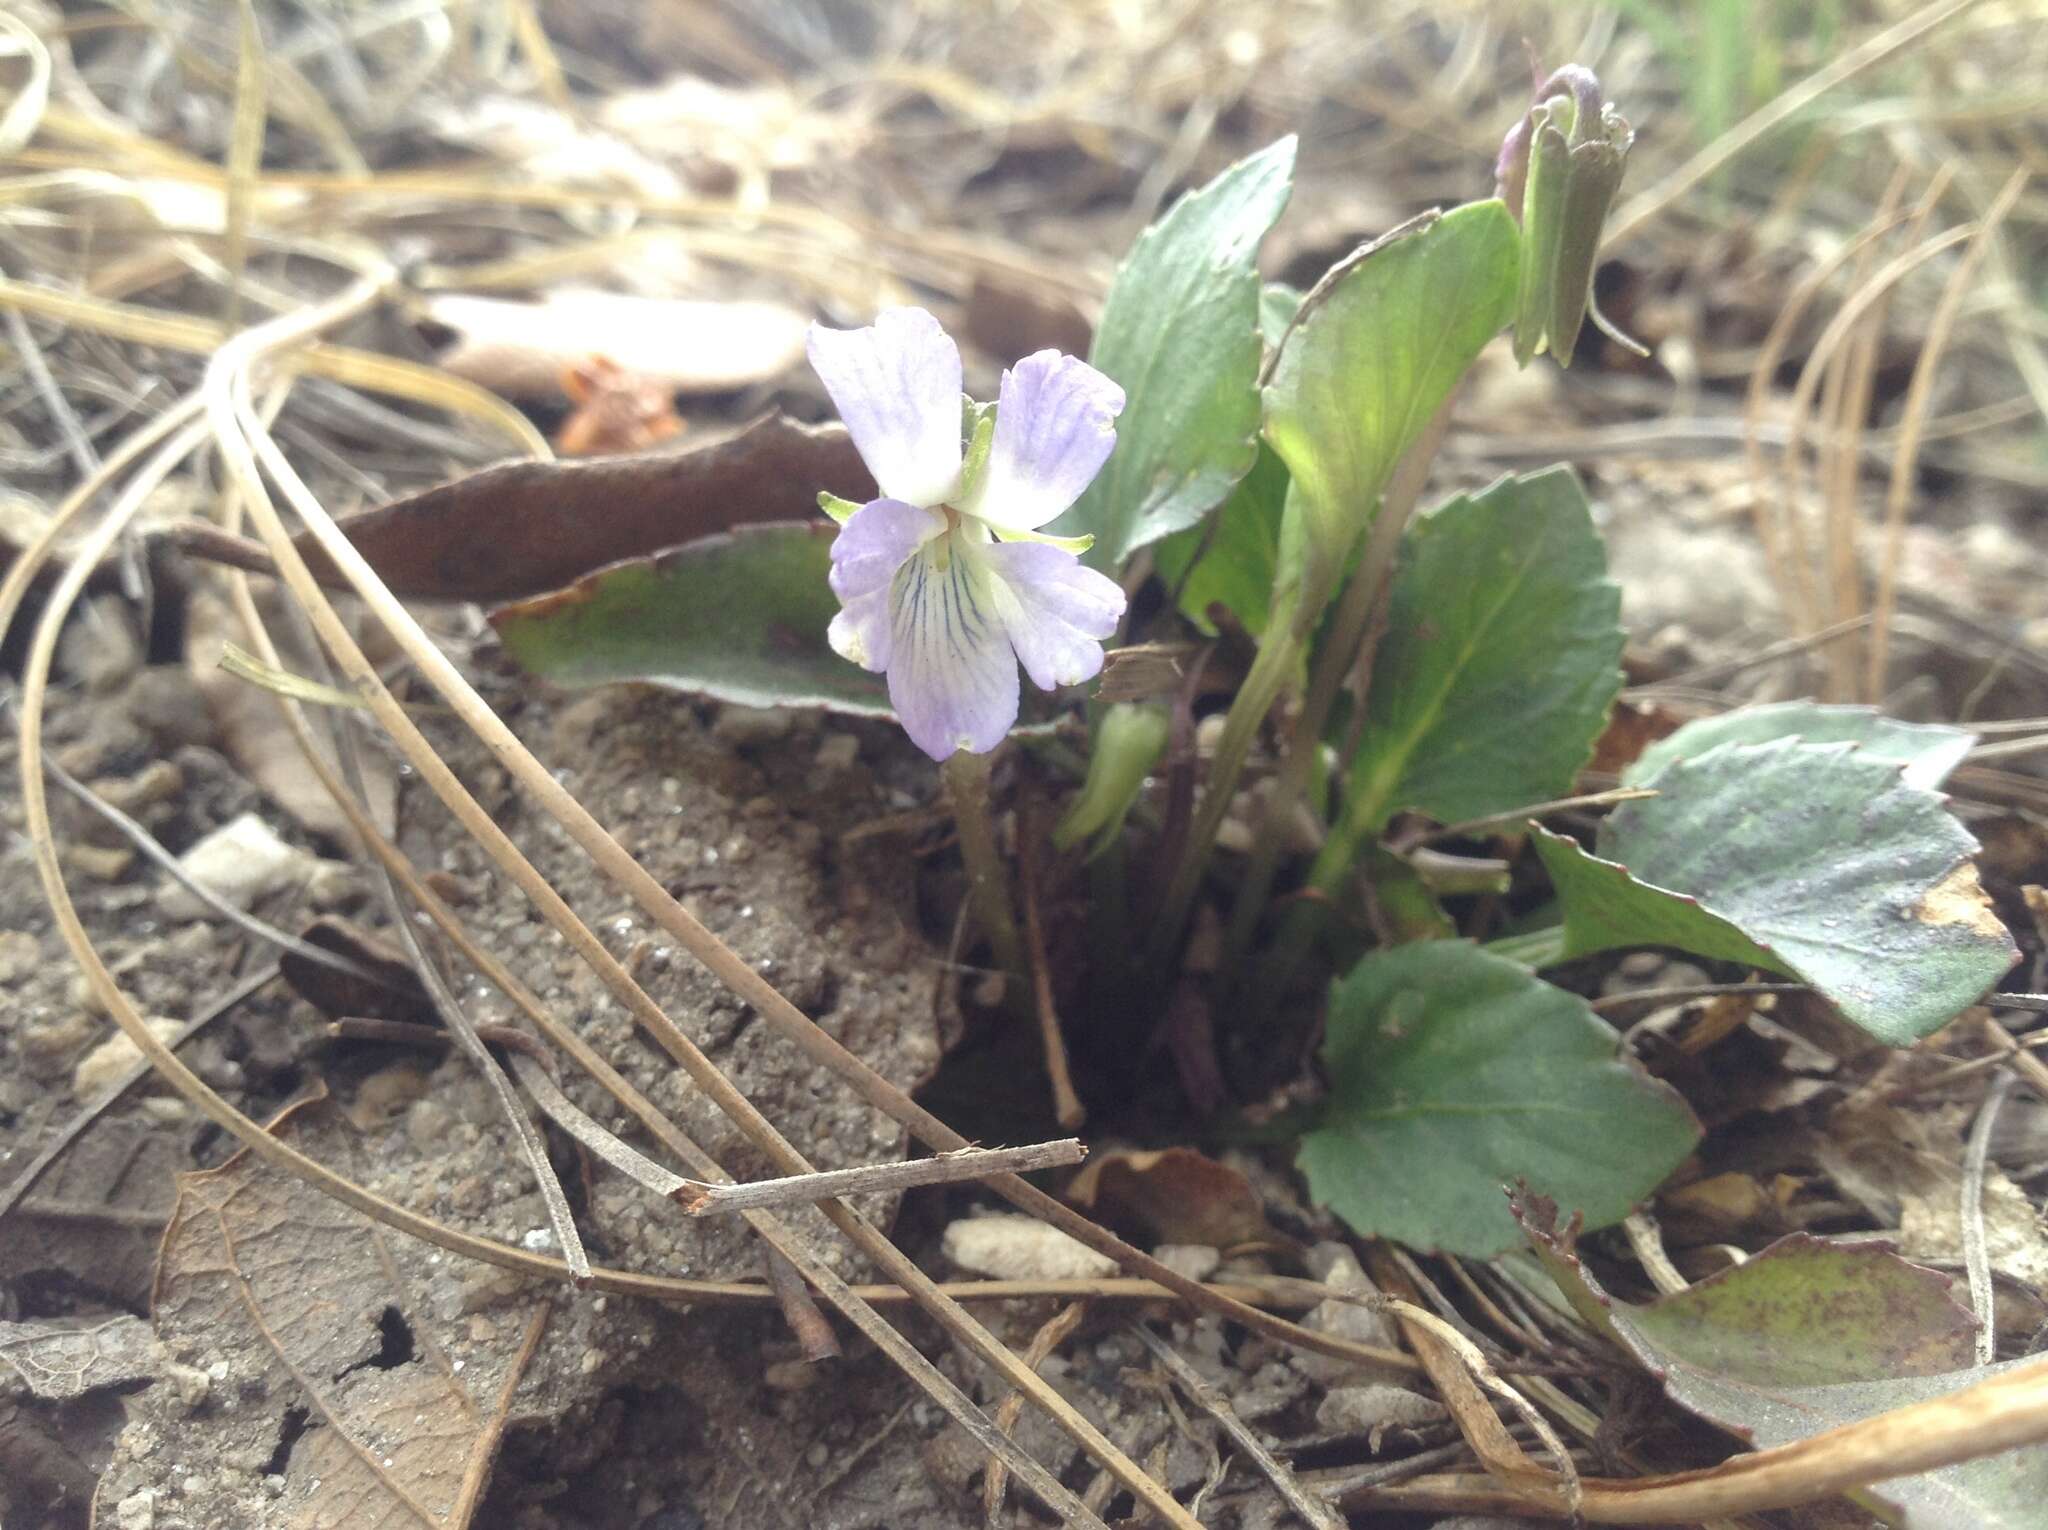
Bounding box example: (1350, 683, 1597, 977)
(64, 843, 135, 882)
(0, 930, 41, 985)
(158, 813, 337, 921)
(1316, 1383, 1448, 1440)
(21, 1011, 98, 1079)
(1151, 1244, 1221, 1283)
(814, 733, 859, 772)
(941, 1214, 1117, 1281)
(712, 705, 796, 746)
(72, 1017, 183, 1098)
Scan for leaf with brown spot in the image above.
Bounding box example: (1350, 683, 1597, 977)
(146, 1096, 549, 1529)
(1065, 1147, 1281, 1251)
(1538, 738, 2019, 1045)
(294, 414, 872, 605)
(1911, 862, 2010, 940)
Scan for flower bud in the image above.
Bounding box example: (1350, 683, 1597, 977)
(1053, 702, 1171, 858)
(1496, 66, 1636, 368)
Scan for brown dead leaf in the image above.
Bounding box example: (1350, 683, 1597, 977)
(0, 1315, 157, 1402)
(1065, 1147, 1281, 1252)
(1819, 1098, 2048, 1293)
(1094, 643, 1191, 704)
(279, 917, 433, 1025)
(294, 414, 873, 605)
(1975, 814, 2048, 891)
(424, 290, 808, 401)
(145, 1096, 549, 1529)
(555, 356, 686, 456)
(1588, 697, 1687, 776)
(963, 272, 1093, 368)
(0, 1115, 193, 1313)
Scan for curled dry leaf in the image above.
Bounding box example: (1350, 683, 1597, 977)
(424, 290, 808, 402)
(555, 356, 687, 456)
(1065, 1146, 1281, 1252)
(297, 414, 872, 605)
(278, 916, 434, 1025)
(1093, 643, 1191, 704)
(137, 1095, 549, 1529)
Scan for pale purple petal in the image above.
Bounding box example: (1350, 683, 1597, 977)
(960, 350, 1124, 533)
(826, 498, 941, 673)
(807, 309, 963, 507)
(983, 540, 1126, 691)
(886, 538, 1019, 760)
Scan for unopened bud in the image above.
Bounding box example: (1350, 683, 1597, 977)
(1053, 703, 1170, 859)
(1496, 66, 1638, 368)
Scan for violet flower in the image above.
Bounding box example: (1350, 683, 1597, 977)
(809, 307, 1128, 761)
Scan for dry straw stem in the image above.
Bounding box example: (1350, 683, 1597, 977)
(1131, 1323, 1345, 1530)
(983, 1299, 1091, 1523)
(1864, 168, 2030, 698)
(1343, 1353, 2048, 1522)
(1786, 167, 1949, 697)
(1817, 167, 1915, 701)
(195, 274, 1190, 1530)
(1755, 222, 1973, 636)
(510, 1052, 1085, 1214)
(0, 274, 547, 455)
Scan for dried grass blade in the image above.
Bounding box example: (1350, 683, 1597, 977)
(1865, 169, 2030, 696)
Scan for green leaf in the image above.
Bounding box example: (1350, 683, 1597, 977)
(1060, 136, 1297, 572)
(1625, 701, 1975, 791)
(1538, 739, 2018, 1044)
(1151, 441, 1289, 636)
(1258, 281, 1303, 348)
(1344, 467, 1623, 830)
(1514, 1206, 2043, 1529)
(1299, 941, 1698, 1258)
(1532, 825, 1782, 973)
(1262, 200, 1519, 599)
(490, 522, 889, 716)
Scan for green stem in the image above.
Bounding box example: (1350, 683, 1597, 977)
(1220, 398, 1458, 977)
(1220, 517, 1391, 971)
(1144, 614, 1305, 977)
(942, 750, 1024, 991)
(1262, 779, 1388, 997)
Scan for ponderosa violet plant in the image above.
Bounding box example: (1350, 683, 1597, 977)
(505, 63, 2019, 1263)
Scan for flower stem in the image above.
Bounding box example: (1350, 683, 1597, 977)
(1144, 614, 1304, 977)
(942, 749, 1024, 991)
(1217, 398, 1453, 976)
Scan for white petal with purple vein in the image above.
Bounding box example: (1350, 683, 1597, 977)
(826, 498, 941, 671)
(961, 350, 1125, 533)
(886, 537, 1020, 760)
(807, 308, 963, 507)
(983, 540, 1125, 691)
